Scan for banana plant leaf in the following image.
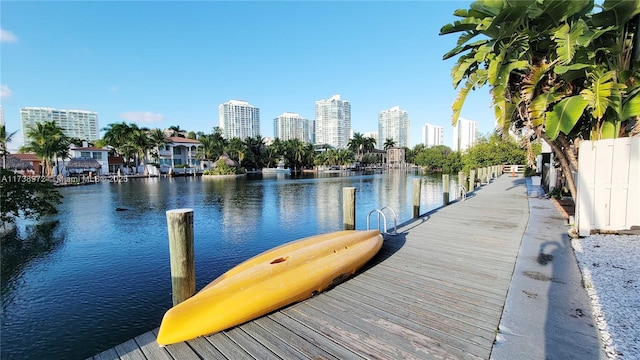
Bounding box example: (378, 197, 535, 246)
(545, 95, 589, 140)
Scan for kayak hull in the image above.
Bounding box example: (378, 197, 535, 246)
(157, 229, 383, 345)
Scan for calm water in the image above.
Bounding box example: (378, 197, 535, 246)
(1, 171, 449, 360)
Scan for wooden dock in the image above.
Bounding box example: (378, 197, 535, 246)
(91, 175, 529, 359)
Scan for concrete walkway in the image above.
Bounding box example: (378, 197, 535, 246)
(491, 178, 607, 360)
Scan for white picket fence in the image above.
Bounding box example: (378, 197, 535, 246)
(577, 137, 640, 236)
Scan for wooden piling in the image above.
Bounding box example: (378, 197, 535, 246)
(343, 187, 356, 230)
(458, 171, 465, 197)
(469, 169, 476, 192)
(412, 178, 422, 218)
(166, 208, 195, 306)
(443, 174, 450, 206)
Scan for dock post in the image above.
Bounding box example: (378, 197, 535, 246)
(412, 178, 421, 218)
(442, 174, 450, 206)
(166, 208, 196, 306)
(458, 171, 465, 197)
(343, 187, 356, 230)
(469, 169, 476, 192)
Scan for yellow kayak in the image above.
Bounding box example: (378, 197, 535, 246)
(157, 229, 383, 346)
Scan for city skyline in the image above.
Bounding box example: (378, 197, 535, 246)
(0, 1, 495, 151)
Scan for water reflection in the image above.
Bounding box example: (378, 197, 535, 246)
(1, 221, 65, 308)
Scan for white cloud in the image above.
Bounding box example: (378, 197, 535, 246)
(0, 28, 18, 43)
(119, 111, 164, 124)
(0, 84, 12, 98)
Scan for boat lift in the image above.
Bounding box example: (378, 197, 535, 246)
(367, 206, 398, 235)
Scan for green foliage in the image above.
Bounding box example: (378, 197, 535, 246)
(461, 133, 527, 172)
(20, 121, 69, 177)
(0, 168, 63, 224)
(523, 166, 537, 177)
(442, 0, 640, 140)
(202, 160, 245, 175)
(360, 153, 379, 166)
(414, 145, 461, 173)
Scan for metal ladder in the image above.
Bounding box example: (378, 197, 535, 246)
(457, 185, 467, 201)
(367, 206, 398, 235)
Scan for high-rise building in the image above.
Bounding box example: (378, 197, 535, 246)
(378, 106, 409, 149)
(20, 107, 99, 145)
(315, 94, 351, 149)
(273, 112, 313, 143)
(422, 123, 444, 147)
(452, 117, 478, 152)
(218, 100, 260, 139)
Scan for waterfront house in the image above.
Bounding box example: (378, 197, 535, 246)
(157, 137, 202, 172)
(387, 147, 406, 168)
(108, 156, 125, 174)
(8, 153, 41, 175)
(67, 146, 110, 175)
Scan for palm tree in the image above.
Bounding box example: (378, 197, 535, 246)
(441, 0, 640, 199)
(225, 137, 248, 167)
(244, 135, 266, 170)
(168, 125, 186, 138)
(284, 138, 307, 173)
(129, 124, 151, 171)
(197, 134, 216, 161)
(102, 122, 131, 156)
(0, 124, 19, 168)
(383, 138, 396, 150)
(347, 132, 365, 161)
(149, 128, 169, 163)
(362, 137, 376, 154)
(337, 149, 355, 168)
(21, 121, 68, 177)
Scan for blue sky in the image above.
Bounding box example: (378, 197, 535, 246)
(1, 1, 494, 150)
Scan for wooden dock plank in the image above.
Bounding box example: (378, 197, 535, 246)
(252, 315, 341, 359)
(92, 175, 530, 360)
(133, 330, 173, 360)
(93, 347, 119, 360)
(224, 327, 281, 360)
(201, 332, 253, 359)
(320, 285, 489, 358)
(114, 339, 147, 360)
(240, 322, 309, 360)
(152, 329, 200, 360)
(184, 336, 226, 359)
(268, 311, 364, 359)
(304, 291, 473, 359)
(287, 298, 438, 359)
(337, 278, 497, 339)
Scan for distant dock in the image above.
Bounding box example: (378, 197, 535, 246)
(90, 174, 530, 359)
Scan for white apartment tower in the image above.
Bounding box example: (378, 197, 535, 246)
(378, 106, 409, 149)
(422, 123, 444, 147)
(218, 100, 260, 140)
(315, 94, 351, 149)
(452, 117, 478, 152)
(273, 112, 313, 143)
(20, 107, 99, 145)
